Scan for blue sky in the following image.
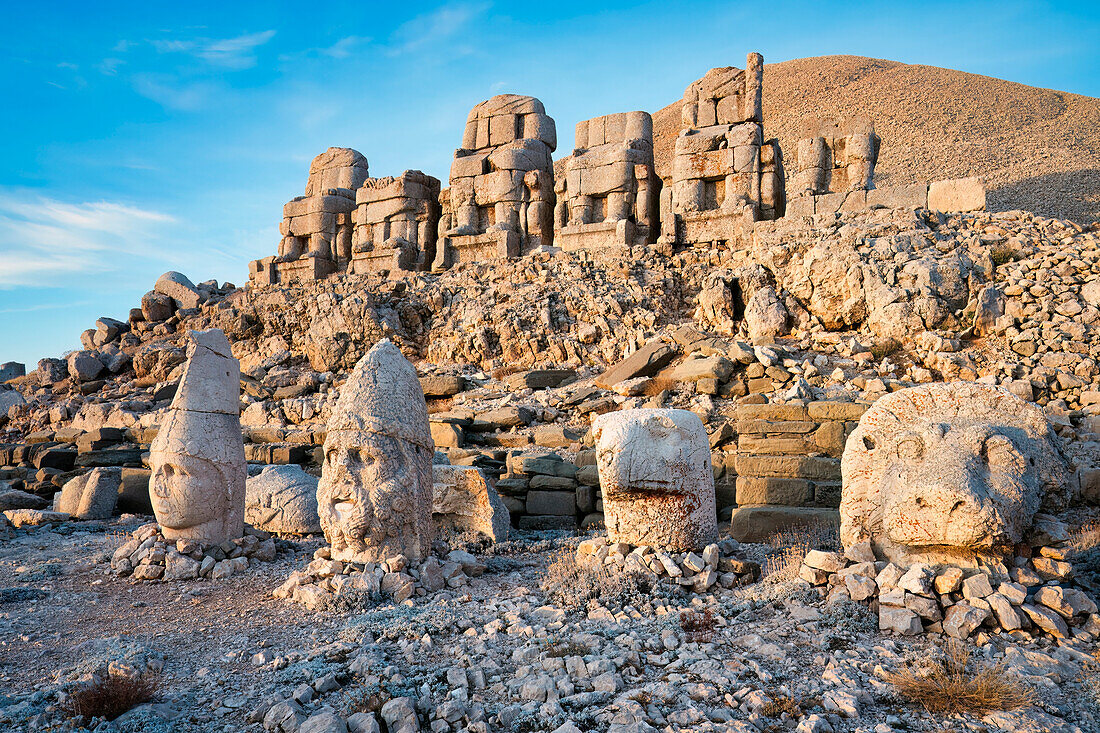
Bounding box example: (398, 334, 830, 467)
(2, 1, 1098, 367)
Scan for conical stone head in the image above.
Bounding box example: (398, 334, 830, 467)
(318, 339, 434, 562)
(150, 329, 245, 544)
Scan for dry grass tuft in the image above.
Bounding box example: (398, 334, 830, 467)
(1069, 520, 1100, 553)
(641, 377, 678, 396)
(679, 608, 716, 643)
(540, 549, 654, 612)
(886, 640, 1034, 717)
(760, 693, 802, 718)
(491, 365, 521, 381)
(540, 638, 591, 658)
(425, 396, 454, 414)
(63, 672, 160, 721)
(761, 520, 839, 581)
(990, 243, 1019, 267)
(870, 337, 902, 361)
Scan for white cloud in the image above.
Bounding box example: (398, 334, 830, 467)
(0, 193, 176, 288)
(131, 74, 219, 111)
(150, 30, 277, 70)
(387, 2, 489, 55)
(320, 35, 370, 59)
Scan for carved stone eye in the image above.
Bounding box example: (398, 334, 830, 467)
(983, 435, 1018, 466)
(897, 436, 925, 461)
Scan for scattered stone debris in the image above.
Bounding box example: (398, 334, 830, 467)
(111, 522, 278, 581)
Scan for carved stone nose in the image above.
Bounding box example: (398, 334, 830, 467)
(890, 478, 990, 546)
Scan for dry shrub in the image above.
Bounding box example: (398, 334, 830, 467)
(760, 693, 802, 718)
(641, 377, 678, 397)
(426, 396, 454, 414)
(491, 365, 521, 381)
(540, 638, 591, 658)
(63, 672, 160, 721)
(990, 243, 1018, 267)
(761, 520, 839, 581)
(871, 338, 902, 361)
(1083, 651, 1100, 705)
(540, 549, 653, 611)
(1069, 520, 1100, 553)
(679, 608, 716, 643)
(886, 640, 1034, 716)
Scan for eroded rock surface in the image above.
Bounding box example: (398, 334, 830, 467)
(841, 382, 1074, 564)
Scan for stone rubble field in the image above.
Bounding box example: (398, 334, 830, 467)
(3, 515, 1100, 733)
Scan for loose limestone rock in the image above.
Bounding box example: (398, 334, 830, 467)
(53, 467, 121, 520)
(592, 408, 717, 551)
(432, 464, 510, 542)
(841, 382, 1074, 565)
(317, 339, 434, 563)
(246, 465, 322, 535)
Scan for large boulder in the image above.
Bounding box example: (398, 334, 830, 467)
(0, 488, 48, 511)
(744, 285, 788, 345)
(133, 343, 186, 381)
(67, 351, 105, 382)
(54, 467, 122, 520)
(37, 358, 68, 385)
(141, 290, 175, 322)
(245, 465, 322, 534)
(0, 387, 25, 421)
(840, 382, 1074, 565)
(432, 464, 510, 542)
(155, 271, 202, 310)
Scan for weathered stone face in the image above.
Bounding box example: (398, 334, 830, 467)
(841, 382, 1074, 565)
(317, 339, 434, 562)
(149, 329, 245, 544)
(593, 408, 717, 551)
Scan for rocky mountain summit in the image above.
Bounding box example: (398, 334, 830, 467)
(2, 54, 1100, 733)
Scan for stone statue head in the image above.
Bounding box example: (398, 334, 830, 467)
(318, 339, 434, 562)
(149, 329, 245, 544)
(841, 382, 1074, 565)
(592, 408, 717, 551)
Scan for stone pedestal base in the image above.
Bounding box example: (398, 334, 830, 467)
(434, 229, 521, 270)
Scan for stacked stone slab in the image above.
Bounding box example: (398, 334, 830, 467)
(555, 111, 660, 250)
(251, 147, 370, 285)
(662, 54, 785, 250)
(435, 94, 556, 270)
(496, 452, 581, 530)
(723, 401, 867, 542)
(789, 116, 879, 206)
(351, 170, 441, 274)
